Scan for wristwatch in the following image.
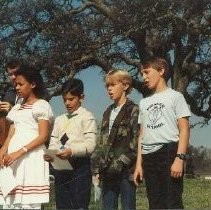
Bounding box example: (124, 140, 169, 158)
(176, 153, 188, 160)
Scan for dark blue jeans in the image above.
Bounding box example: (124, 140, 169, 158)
(53, 158, 92, 210)
(142, 142, 184, 209)
(101, 174, 136, 210)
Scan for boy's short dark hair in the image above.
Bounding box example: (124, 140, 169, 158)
(62, 78, 84, 96)
(142, 57, 170, 81)
(6, 58, 22, 71)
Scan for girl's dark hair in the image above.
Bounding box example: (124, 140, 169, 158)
(62, 78, 84, 96)
(14, 63, 47, 99)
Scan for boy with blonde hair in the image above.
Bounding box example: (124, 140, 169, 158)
(92, 69, 139, 210)
(134, 57, 191, 209)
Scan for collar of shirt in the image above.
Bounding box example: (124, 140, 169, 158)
(65, 106, 84, 119)
(66, 113, 78, 119)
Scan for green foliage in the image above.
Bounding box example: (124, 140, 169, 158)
(188, 145, 211, 174)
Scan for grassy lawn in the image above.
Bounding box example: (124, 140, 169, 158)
(43, 178, 211, 209)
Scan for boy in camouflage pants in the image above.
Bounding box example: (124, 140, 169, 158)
(92, 69, 139, 210)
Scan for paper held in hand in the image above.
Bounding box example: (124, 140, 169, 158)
(44, 149, 73, 170)
(0, 167, 17, 197)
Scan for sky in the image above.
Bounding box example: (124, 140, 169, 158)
(50, 67, 211, 148)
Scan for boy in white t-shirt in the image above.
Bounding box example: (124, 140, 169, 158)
(134, 57, 191, 209)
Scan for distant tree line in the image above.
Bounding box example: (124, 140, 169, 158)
(186, 145, 211, 177)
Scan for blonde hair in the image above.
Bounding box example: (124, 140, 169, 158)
(105, 69, 132, 94)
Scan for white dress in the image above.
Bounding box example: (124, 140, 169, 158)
(0, 99, 53, 208)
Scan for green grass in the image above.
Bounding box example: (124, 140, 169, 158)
(183, 179, 211, 209)
(43, 178, 211, 209)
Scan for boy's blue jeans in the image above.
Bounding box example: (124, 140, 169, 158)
(101, 174, 136, 210)
(52, 158, 92, 210)
(142, 142, 184, 209)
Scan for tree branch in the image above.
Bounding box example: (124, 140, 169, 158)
(107, 52, 142, 69)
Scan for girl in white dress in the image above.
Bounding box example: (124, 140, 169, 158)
(0, 63, 53, 209)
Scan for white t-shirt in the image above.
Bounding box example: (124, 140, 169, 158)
(138, 88, 191, 154)
(109, 105, 123, 134)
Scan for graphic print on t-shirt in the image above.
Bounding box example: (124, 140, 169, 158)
(147, 103, 165, 129)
